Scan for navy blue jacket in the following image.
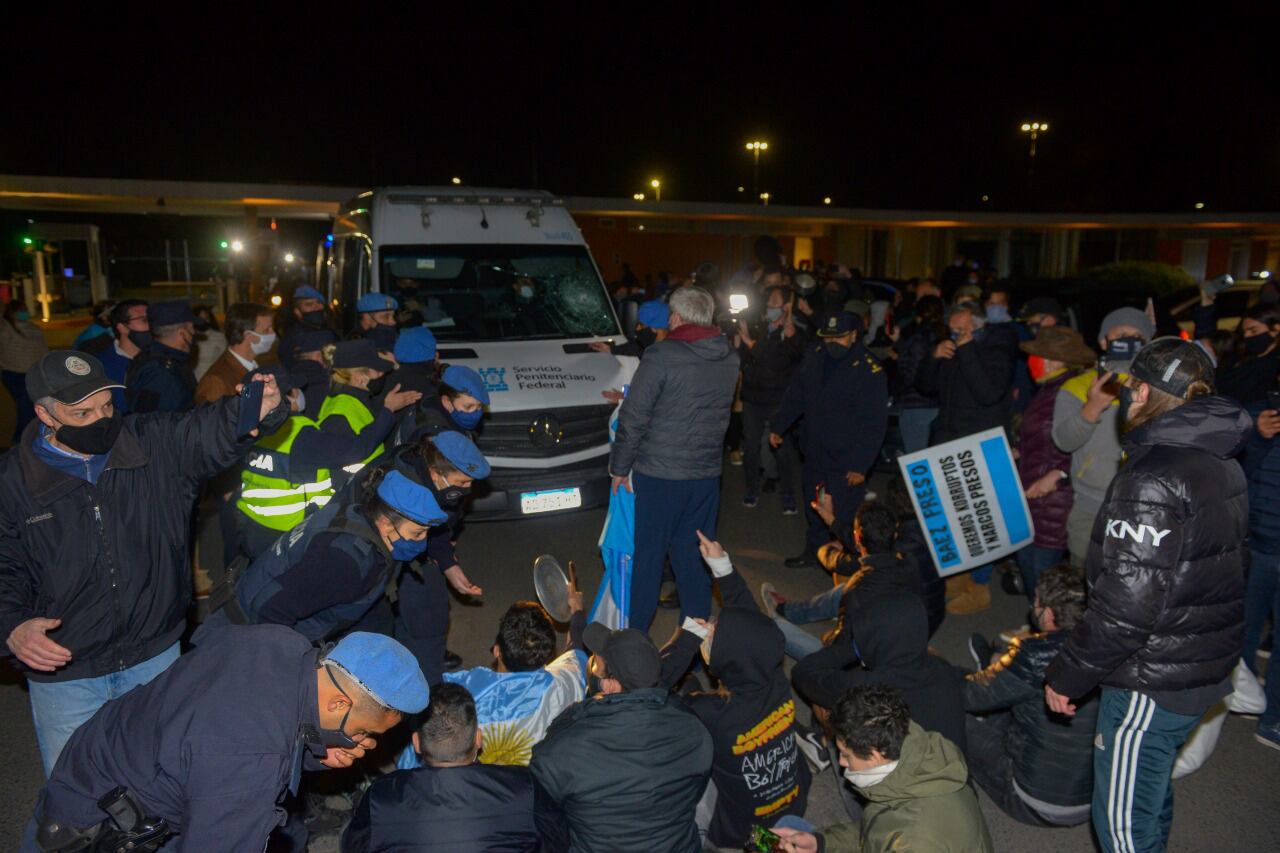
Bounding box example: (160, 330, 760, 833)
(38, 625, 327, 851)
(770, 341, 889, 474)
(125, 341, 197, 414)
(342, 763, 546, 852)
(1242, 402, 1280, 553)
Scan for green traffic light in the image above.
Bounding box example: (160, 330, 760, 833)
(219, 240, 229, 249)
(22, 236, 33, 245)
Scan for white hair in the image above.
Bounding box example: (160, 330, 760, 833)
(668, 286, 716, 326)
(34, 396, 57, 414)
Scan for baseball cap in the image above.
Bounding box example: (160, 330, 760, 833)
(26, 351, 125, 405)
(636, 300, 669, 330)
(294, 286, 325, 302)
(357, 292, 399, 313)
(1128, 336, 1216, 399)
(148, 300, 197, 328)
(442, 365, 490, 405)
(433, 431, 491, 479)
(394, 326, 438, 364)
(331, 339, 395, 372)
(323, 632, 431, 714)
(376, 469, 448, 526)
(816, 310, 862, 338)
(583, 623, 660, 690)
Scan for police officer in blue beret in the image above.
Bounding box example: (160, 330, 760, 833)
(124, 300, 200, 413)
(385, 430, 491, 680)
(201, 464, 447, 645)
(279, 286, 338, 371)
(31, 628, 428, 852)
(769, 309, 889, 568)
(394, 363, 490, 448)
(354, 292, 400, 351)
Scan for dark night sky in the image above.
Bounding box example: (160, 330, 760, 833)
(3, 8, 1277, 212)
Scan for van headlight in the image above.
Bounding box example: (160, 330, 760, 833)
(728, 293, 749, 315)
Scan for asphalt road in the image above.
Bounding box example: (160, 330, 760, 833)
(1, 468, 1277, 851)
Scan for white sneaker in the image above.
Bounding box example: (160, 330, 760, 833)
(760, 583, 780, 619)
(999, 624, 1031, 645)
(795, 729, 831, 771)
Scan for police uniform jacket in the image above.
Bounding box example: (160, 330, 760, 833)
(125, 341, 197, 413)
(38, 625, 328, 851)
(0, 396, 287, 683)
(770, 341, 889, 475)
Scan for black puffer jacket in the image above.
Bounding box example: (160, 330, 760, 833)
(1046, 395, 1250, 715)
(964, 631, 1098, 808)
(917, 327, 1014, 443)
(740, 323, 806, 406)
(530, 688, 712, 852)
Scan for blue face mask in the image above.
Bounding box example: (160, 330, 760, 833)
(450, 407, 483, 430)
(390, 527, 429, 561)
(985, 304, 1011, 323)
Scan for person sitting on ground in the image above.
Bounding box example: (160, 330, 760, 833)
(792, 588, 967, 753)
(343, 682, 544, 853)
(655, 531, 811, 849)
(883, 474, 945, 636)
(962, 563, 1097, 827)
(772, 684, 994, 853)
(530, 623, 713, 852)
(763, 502, 924, 661)
(398, 594, 588, 769)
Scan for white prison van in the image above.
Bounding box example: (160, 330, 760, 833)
(324, 187, 636, 519)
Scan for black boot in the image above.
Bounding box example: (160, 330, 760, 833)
(443, 650, 463, 670)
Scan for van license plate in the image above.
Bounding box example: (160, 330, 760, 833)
(520, 487, 582, 514)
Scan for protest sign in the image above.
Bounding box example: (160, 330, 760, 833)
(897, 428, 1035, 577)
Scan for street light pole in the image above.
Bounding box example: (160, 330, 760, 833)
(746, 141, 768, 201)
(1019, 121, 1049, 201)
(650, 178, 661, 202)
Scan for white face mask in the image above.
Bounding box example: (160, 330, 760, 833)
(249, 331, 277, 355)
(843, 759, 899, 789)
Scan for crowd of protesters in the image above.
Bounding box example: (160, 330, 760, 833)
(0, 246, 1276, 852)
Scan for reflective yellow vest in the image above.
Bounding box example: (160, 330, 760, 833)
(317, 391, 385, 480)
(235, 414, 332, 532)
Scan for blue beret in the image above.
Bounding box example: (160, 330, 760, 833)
(293, 286, 324, 301)
(357, 292, 399, 313)
(394, 326, 437, 364)
(377, 469, 448, 526)
(637, 300, 669, 330)
(443, 365, 489, 405)
(148, 300, 196, 327)
(323, 632, 430, 714)
(433, 430, 491, 479)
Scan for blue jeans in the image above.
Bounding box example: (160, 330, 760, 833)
(1015, 545, 1066, 601)
(28, 642, 180, 777)
(774, 585, 842, 660)
(1092, 688, 1200, 853)
(898, 407, 938, 455)
(630, 472, 720, 632)
(1245, 548, 1280, 675)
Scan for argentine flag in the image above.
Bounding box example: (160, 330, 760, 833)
(397, 648, 588, 769)
(590, 406, 635, 629)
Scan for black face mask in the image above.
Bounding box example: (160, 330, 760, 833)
(439, 484, 470, 505)
(1106, 336, 1144, 363)
(319, 666, 361, 749)
(636, 329, 658, 349)
(365, 324, 398, 351)
(365, 375, 388, 397)
(824, 342, 850, 360)
(127, 328, 153, 349)
(300, 309, 326, 329)
(53, 409, 122, 456)
(1244, 334, 1273, 357)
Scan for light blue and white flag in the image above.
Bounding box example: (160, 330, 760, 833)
(590, 406, 634, 629)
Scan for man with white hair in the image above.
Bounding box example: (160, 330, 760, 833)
(610, 285, 740, 632)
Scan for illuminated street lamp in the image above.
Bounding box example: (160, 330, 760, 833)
(451, 177, 462, 185)
(283, 252, 296, 264)
(1019, 121, 1049, 159)
(746, 140, 769, 200)
(823, 197, 832, 205)
(649, 178, 662, 202)
(1194, 201, 1206, 210)
(230, 239, 245, 254)
(633, 193, 645, 201)
(759, 192, 771, 207)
